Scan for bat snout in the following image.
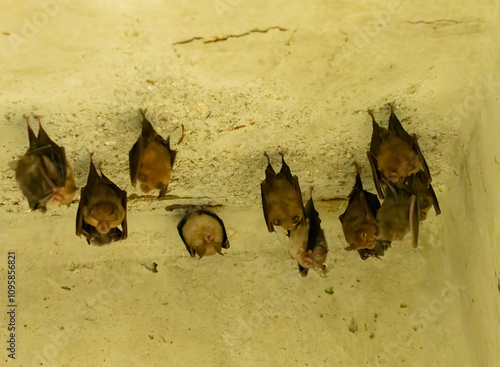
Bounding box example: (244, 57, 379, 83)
(96, 221, 111, 234)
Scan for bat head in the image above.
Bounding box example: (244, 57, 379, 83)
(178, 211, 228, 258)
(377, 137, 422, 184)
(84, 201, 125, 234)
(343, 223, 378, 251)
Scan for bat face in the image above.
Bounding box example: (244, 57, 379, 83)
(10, 116, 77, 212)
(130, 110, 177, 199)
(339, 170, 381, 252)
(368, 109, 422, 187)
(261, 153, 305, 232)
(177, 210, 229, 258)
(76, 156, 127, 245)
(376, 135, 421, 184)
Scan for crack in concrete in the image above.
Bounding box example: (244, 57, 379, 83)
(172, 26, 289, 46)
(406, 19, 473, 25)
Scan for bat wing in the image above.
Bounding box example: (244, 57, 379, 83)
(367, 151, 385, 199)
(260, 181, 275, 232)
(26, 121, 37, 147)
(427, 183, 441, 215)
(75, 187, 87, 237)
(36, 123, 67, 187)
(292, 175, 306, 220)
(305, 197, 322, 252)
(120, 190, 128, 240)
(158, 135, 177, 168)
(176, 213, 197, 257)
(412, 137, 432, 185)
(359, 191, 379, 224)
(388, 109, 412, 144)
(409, 194, 420, 248)
(368, 113, 384, 157)
(129, 136, 144, 186)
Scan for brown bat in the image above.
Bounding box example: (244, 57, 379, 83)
(76, 155, 127, 245)
(339, 168, 391, 260)
(377, 171, 440, 248)
(288, 188, 328, 277)
(129, 109, 177, 199)
(366, 105, 431, 199)
(177, 209, 229, 258)
(9, 115, 77, 212)
(375, 183, 417, 246)
(261, 152, 305, 232)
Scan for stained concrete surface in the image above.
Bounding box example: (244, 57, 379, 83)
(0, 1, 499, 366)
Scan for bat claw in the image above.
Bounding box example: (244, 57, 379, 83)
(367, 109, 376, 122)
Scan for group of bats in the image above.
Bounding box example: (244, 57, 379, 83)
(260, 104, 441, 274)
(10, 111, 229, 257)
(10, 104, 440, 274)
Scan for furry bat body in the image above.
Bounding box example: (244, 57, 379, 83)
(261, 152, 305, 232)
(129, 110, 177, 199)
(339, 169, 391, 260)
(177, 209, 229, 258)
(10, 116, 77, 212)
(288, 190, 328, 276)
(76, 156, 127, 245)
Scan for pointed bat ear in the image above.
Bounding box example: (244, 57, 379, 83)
(214, 242, 224, 256)
(9, 160, 19, 170)
(196, 245, 206, 259)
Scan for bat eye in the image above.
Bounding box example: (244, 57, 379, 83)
(273, 219, 281, 226)
(292, 216, 300, 223)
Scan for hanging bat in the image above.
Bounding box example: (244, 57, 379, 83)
(177, 209, 229, 258)
(377, 171, 441, 248)
(129, 109, 177, 199)
(375, 183, 417, 246)
(76, 155, 127, 245)
(261, 152, 305, 232)
(338, 167, 391, 259)
(288, 188, 328, 277)
(9, 115, 77, 212)
(366, 104, 431, 199)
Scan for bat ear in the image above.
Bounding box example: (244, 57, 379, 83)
(9, 160, 18, 170)
(214, 242, 224, 256)
(196, 245, 206, 259)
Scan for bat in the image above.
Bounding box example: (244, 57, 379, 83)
(366, 104, 430, 199)
(375, 183, 417, 246)
(338, 167, 391, 259)
(377, 171, 441, 248)
(129, 109, 177, 199)
(76, 155, 127, 245)
(177, 209, 229, 258)
(261, 152, 305, 232)
(9, 115, 77, 212)
(288, 188, 328, 277)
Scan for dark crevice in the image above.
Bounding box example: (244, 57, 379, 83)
(172, 26, 289, 46)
